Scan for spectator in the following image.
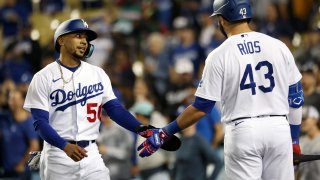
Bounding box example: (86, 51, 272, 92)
(86, 16, 114, 68)
(176, 104, 225, 180)
(39, 0, 64, 15)
(97, 110, 135, 180)
(0, 0, 29, 49)
(0, 89, 40, 179)
(154, 0, 173, 30)
(173, 124, 220, 180)
(198, 6, 216, 48)
(258, 3, 293, 40)
(301, 62, 320, 111)
(298, 105, 320, 180)
(143, 32, 171, 109)
(1, 42, 33, 85)
(197, 106, 225, 179)
(0, 79, 16, 111)
(105, 46, 136, 107)
(171, 16, 205, 80)
(133, 78, 154, 104)
(130, 101, 172, 180)
(166, 58, 196, 119)
(15, 22, 42, 74)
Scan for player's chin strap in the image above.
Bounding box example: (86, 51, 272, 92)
(84, 44, 95, 58)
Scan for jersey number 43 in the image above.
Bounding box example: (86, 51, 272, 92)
(240, 60, 275, 95)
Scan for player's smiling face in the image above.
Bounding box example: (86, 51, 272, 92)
(60, 32, 89, 58)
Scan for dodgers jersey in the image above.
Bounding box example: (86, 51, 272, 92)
(23, 61, 116, 141)
(195, 32, 301, 123)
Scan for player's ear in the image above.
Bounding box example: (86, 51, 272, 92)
(58, 37, 64, 46)
(218, 16, 225, 26)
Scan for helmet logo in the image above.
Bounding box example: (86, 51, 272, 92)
(239, 8, 247, 17)
(82, 19, 89, 28)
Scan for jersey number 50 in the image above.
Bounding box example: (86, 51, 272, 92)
(87, 103, 102, 122)
(240, 60, 275, 95)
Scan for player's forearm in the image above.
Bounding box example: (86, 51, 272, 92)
(288, 107, 302, 125)
(31, 108, 68, 150)
(103, 99, 142, 132)
(289, 107, 302, 143)
(177, 105, 207, 129)
(165, 97, 214, 135)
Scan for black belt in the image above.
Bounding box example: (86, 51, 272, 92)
(68, 140, 95, 148)
(231, 115, 286, 122)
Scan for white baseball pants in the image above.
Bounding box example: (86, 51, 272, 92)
(224, 116, 294, 180)
(40, 142, 110, 180)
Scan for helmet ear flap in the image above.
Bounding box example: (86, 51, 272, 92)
(84, 44, 94, 58)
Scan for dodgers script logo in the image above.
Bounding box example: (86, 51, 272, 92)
(50, 82, 104, 111)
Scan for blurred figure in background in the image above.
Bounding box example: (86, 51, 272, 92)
(0, 0, 29, 49)
(105, 46, 136, 107)
(143, 32, 171, 110)
(130, 101, 172, 180)
(298, 105, 320, 180)
(170, 16, 205, 80)
(196, 106, 224, 179)
(300, 62, 320, 111)
(97, 110, 135, 180)
(166, 58, 196, 120)
(258, 3, 293, 41)
(0, 89, 40, 179)
(1, 42, 33, 85)
(173, 124, 220, 180)
(86, 16, 114, 68)
(0, 79, 16, 111)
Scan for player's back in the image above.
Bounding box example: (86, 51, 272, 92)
(205, 32, 301, 122)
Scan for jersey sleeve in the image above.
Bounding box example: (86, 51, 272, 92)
(284, 46, 302, 85)
(23, 73, 50, 112)
(99, 69, 117, 105)
(195, 53, 223, 101)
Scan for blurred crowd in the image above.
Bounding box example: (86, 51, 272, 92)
(0, 0, 320, 180)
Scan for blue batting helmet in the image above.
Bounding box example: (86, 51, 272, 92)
(211, 0, 252, 22)
(54, 19, 97, 58)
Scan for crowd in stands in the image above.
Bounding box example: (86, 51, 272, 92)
(0, 0, 320, 179)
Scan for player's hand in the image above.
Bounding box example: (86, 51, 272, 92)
(137, 128, 169, 157)
(136, 125, 155, 138)
(293, 144, 301, 155)
(63, 143, 88, 162)
(293, 141, 301, 166)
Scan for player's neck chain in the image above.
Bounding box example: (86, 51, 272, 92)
(57, 60, 80, 88)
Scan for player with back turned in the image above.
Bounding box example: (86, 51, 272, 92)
(137, 0, 304, 179)
(23, 19, 147, 180)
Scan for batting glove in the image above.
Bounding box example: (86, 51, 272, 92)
(292, 140, 301, 155)
(136, 125, 155, 138)
(137, 128, 169, 157)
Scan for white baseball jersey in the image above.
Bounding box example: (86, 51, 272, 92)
(23, 61, 116, 141)
(195, 31, 301, 123)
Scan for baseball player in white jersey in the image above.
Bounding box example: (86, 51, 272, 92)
(23, 19, 144, 180)
(136, 0, 304, 180)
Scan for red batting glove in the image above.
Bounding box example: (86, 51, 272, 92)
(137, 128, 169, 157)
(292, 143, 301, 155)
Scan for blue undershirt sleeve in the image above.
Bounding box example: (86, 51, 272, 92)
(192, 96, 216, 114)
(290, 124, 300, 144)
(103, 99, 142, 132)
(164, 97, 216, 136)
(31, 109, 68, 150)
